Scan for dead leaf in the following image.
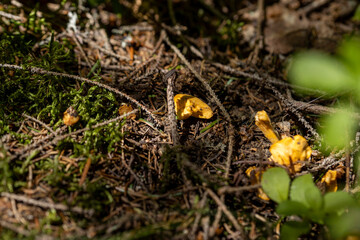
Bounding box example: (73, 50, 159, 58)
(174, 94, 213, 120)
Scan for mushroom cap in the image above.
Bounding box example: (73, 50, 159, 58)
(118, 104, 136, 119)
(174, 94, 213, 120)
(321, 170, 338, 192)
(269, 135, 312, 172)
(63, 106, 80, 126)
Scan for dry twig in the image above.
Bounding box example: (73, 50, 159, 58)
(1, 192, 94, 216)
(22, 113, 55, 135)
(206, 188, 245, 238)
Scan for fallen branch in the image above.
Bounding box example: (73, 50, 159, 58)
(1, 192, 94, 216)
(206, 188, 245, 238)
(0, 63, 160, 127)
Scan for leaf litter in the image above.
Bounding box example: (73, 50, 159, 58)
(0, 0, 359, 239)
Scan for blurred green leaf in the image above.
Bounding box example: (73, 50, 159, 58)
(290, 174, 323, 211)
(280, 221, 311, 240)
(326, 208, 360, 239)
(289, 51, 353, 94)
(353, 5, 360, 21)
(320, 107, 357, 149)
(276, 200, 309, 217)
(261, 167, 290, 203)
(338, 38, 360, 78)
(324, 191, 356, 214)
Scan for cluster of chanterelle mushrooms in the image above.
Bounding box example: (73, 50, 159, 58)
(248, 110, 344, 200)
(62, 95, 343, 201)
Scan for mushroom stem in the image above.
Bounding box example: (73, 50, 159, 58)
(255, 110, 279, 144)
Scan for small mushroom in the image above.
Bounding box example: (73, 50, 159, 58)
(320, 166, 345, 192)
(246, 167, 270, 201)
(321, 170, 338, 192)
(255, 110, 312, 173)
(118, 104, 136, 119)
(63, 106, 80, 126)
(255, 110, 279, 144)
(174, 94, 213, 120)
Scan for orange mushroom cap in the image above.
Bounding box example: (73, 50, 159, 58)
(174, 94, 213, 120)
(119, 104, 136, 119)
(63, 106, 80, 126)
(269, 135, 312, 173)
(321, 170, 338, 192)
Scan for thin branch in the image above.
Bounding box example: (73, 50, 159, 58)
(122, 154, 149, 193)
(10, 126, 66, 161)
(206, 188, 246, 238)
(14, 110, 138, 161)
(87, 40, 130, 61)
(218, 184, 261, 195)
(70, 32, 92, 68)
(1, 192, 94, 216)
(119, 55, 157, 83)
(210, 62, 326, 95)
(0, 63, 161, 127)
(23, 110, 139, 158)
(269, 85, 320, 140)
(0, 219, 30, 236)
(22, 113, 55, 135)
(0, 10, 23, 21)
(165, 69, 179, 145)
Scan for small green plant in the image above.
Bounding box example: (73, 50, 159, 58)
(288, 37, 360, 150)
(261, 167, 360, 239)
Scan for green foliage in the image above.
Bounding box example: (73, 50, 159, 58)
(261, 167, 360, 239)
(0, 7, 127, 229)
(280, 221, 311, 240)
(287, 37, 360, 238)
(289, 51, 354, 94)
(289, 37, 360, 150)
(327, 208, 360, 239)
(290, 174, 323, 212)
(319, 106, 358, 149)
(218, 19, 244, 47)
(0, 33, 75, 126)
(323, 191, 356, 214)
(261, 167, 290, 204)
(353, 5, 360, 21)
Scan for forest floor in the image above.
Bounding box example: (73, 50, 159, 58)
(0, 0, 359, 239)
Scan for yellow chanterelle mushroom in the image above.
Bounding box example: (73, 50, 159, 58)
(246, 167, 270, 201)
(63, 106, 80, 126)
(248, 110, 313, 200)
(174, 94, 213, 120)
(320, 167, 344, 192)
(255, 110, 312, 173)
(118, 104, 136, 119)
